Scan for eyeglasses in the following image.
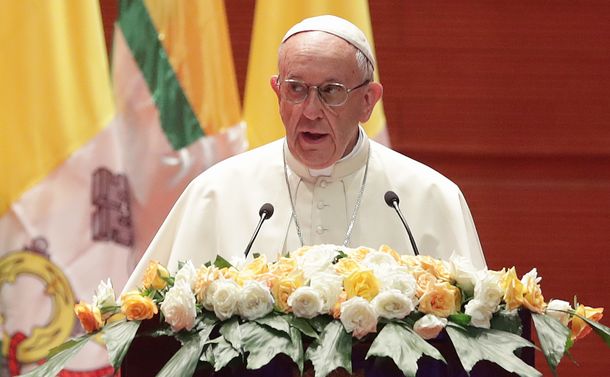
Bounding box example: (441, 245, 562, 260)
(278, 78, 370, 107)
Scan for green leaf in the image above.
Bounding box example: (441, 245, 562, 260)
(203, 336, 241, 371)
(572, 312, 610, 346)
(446, 323, 541, 377)
(531, 313, 571, 376)
(253, 313, 290, 335)
(103, 320, 141, 370)
(491, 309, 523, 335)
(219, 317, 241, 350)
(213, 255, 233, 269)
(307, 315, 333, 333)
(305, 320, 352, 377)
(288, 316, 319, 339)
(240, 321, 303, 373)
(448, 313, 471, 327)
(19, 335, 91, 377)
(156, 322, 216, 377)
(366, 322, 445, 377)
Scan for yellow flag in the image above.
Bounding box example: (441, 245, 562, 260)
(243, 0, 387, 149)
(0, 1, 114, 215)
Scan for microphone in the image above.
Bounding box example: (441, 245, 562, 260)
(384, 191, 420, 256)
(244, 203, 274, 258)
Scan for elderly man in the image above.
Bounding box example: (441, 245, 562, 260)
(124, 15, 485, 290)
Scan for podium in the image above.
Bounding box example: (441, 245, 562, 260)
(121, 312, 534, 377)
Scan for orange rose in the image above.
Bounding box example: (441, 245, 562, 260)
(501, 267, 525, 311)
(570, 304, 604, 341)
(378, 245, 401, 263)
(331, 291, 348, 319)
(344, 269, 380, 301)
(120, 291, 158, 320)
(412, 270, 438, 298)
(141, 260, 170, 290)
(418, 281, 461, 318)
(74, 302, 103, 333)
(521, 269, 546, 313)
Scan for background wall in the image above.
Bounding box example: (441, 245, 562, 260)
(101, 1, 610, 375)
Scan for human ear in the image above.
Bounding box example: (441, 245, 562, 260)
(359, 82, 383, 122)
(270, 76, 281, 100)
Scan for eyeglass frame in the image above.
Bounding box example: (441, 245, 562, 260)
(276, 77, 371, 107)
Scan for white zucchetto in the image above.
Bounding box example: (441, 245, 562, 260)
(281, 15, 376, 66)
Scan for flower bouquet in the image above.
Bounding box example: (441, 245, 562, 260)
(20, 244, 609, 377)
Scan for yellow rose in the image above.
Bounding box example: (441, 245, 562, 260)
(289, 246, 311, 258)
(141, 260, 170, 290)
(350, 247, 372, 262)
(242, 255, 269, 275)
(270, 271, 304, 313)
(268, 257, 298, 277)
(74, 302, 103, 333)
(501, 267, 525, 311)
(344, 269, 380, 301)
(334, 257, 361, 277)
(378, 244, 402, 263)
(120, 291, 158, 320)
(570, 304, 604, 341)
(521, 269, 546, 313)
(418, 281, 461, 318)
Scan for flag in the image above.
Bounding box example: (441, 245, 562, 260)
(243, 0, 389, 149)
(0, 0, 244, 374)
(1, 1, 119, 375)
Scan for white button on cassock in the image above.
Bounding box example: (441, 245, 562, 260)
(316, 225, 325, 234)
(317, 201, 325, 209)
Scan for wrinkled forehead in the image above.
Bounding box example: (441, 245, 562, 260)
(278, 32, 360, 81)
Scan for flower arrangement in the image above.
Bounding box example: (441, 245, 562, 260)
(21, 244, 609, 377)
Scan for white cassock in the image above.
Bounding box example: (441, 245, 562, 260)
(123, 131, 486, 291)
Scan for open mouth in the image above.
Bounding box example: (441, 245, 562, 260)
(301, 131, 328, 143)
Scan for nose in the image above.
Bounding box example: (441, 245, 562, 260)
(301, 87, 324, 120)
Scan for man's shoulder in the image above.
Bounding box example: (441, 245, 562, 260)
(193, 139, 284, 182)
(370, 140, 459, 190)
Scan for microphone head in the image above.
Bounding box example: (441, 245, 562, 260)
(259, 203, 274, 220)
(384, 191, 399, 207)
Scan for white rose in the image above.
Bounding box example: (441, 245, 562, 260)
(362, 251, 398, 276)
(174, 261, 197, 290)
(160, 280, 197, 332)
(464, 299, 494, 329)
(377, 266, 417, 300)
(546, 299, 572, 326)
(448, 252, 478, 295)
(210, 279, 240, 321)
(413, 314, 447, 340)
(340, 296, 378, 339)
(309, 272, 343, 313)
(296, 244, 340, 279)
(92, 278, 116, 309)
(288, 286, 324, 319)
(521, 268, 542, 286)
(472, 270, 504, 312)
(237, 280, 274, 320)
(371, 289, 415, 319)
